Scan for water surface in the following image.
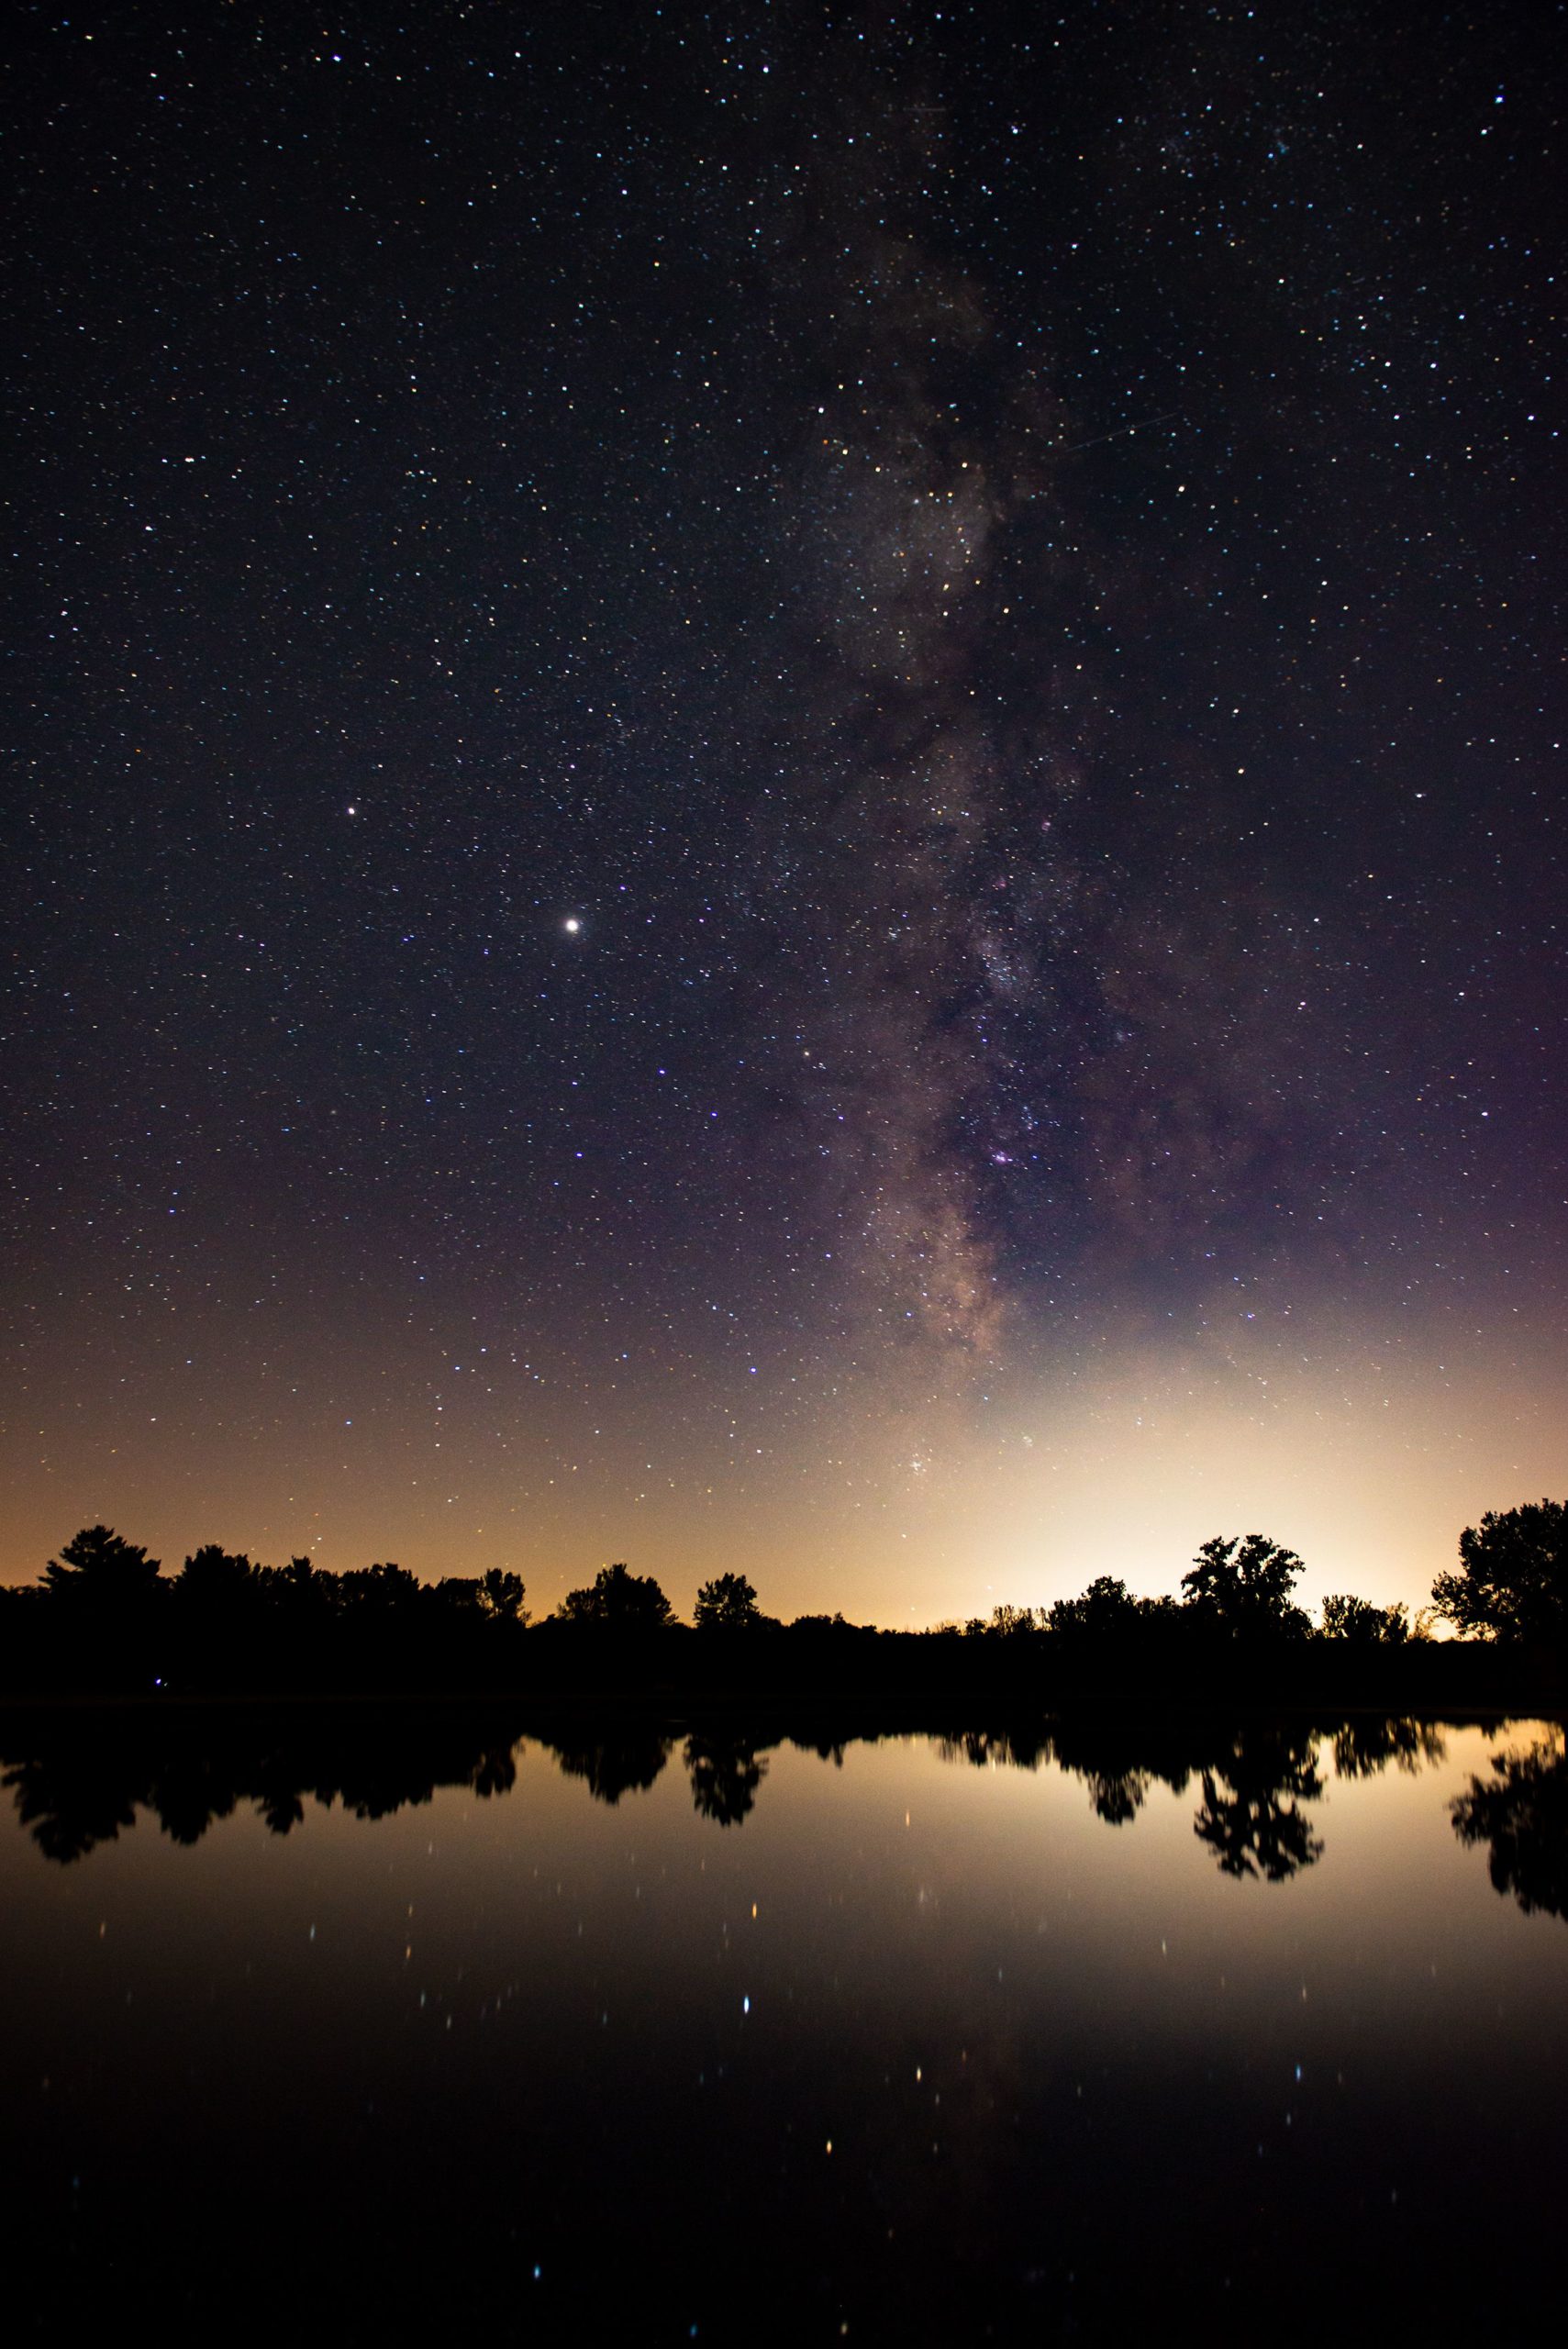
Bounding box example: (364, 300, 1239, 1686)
(2, 1710, 1563, 2341)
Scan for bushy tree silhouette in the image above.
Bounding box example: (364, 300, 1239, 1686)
(176, 1545, 260, 1602)
(1321, 1593, 1409, 1643)
(694, 1572, 767, 1631)
(1182, 1534, 1309, 1641)
(41, 1525, 161, 1602)
(963, 1602, 1042, 1637)
(435, 1568, 528, 1622)
(477, 1567, 528, 1623)
(1046, 1576, 1139, 1639)
(1431, 1498, 1568, 1644)
(339, 1562, 421, 1611)
(555, 1562, 674, 1631)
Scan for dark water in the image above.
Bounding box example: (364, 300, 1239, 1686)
(2, 1710, 1563, 2343)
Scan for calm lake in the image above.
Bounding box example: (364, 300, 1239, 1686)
(2, 1709, 1563, 2342)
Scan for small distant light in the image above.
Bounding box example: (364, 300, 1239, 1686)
(563, 917, 582, 934)
(346, 804, 357, 815)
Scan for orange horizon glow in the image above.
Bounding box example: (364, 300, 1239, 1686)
(6, 1287, 1562, 1631)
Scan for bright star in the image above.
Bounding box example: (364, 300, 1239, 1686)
(563, 917, 582, 934)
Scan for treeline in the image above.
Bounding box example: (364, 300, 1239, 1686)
(1, 1504, 1564, 1700)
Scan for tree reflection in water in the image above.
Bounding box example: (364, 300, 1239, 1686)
(1193, 1726, 1325, 1881)
(1035, 1719, 1195, 1829)
(940, 1719, 1327, 1877)
(1331, 1717, 1448, 1778)
(7, 1709, 1546, 1914)
(684, 1731, 767, 1825)
(3, 1751, 140, 1865)
(1451, 1731, 1568, 1919)
(931, 1714, 1467, 1885)
(0, 1713, 530, 1864)
(548, 1725, 673, 1806)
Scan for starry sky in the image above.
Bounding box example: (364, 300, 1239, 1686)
(4, 0, 1564, 1621)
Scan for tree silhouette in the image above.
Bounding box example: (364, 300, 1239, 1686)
(1451, 1733, 1568, 1918)
(40, 1524, 161, 1602)
(554, 1562, 674, 1631)
(1321, 1593, 1409, 1644)
(175, 1545, 260, 1609)
(259, 1555, 336, 1628)
(963, 1602, 1042, 1637)
(1431, 1498, 1568, 1644)
(477, 1567, 529, 1623)
(1046, 1576, 1140, 1639)
(432, 1575, 483, 1614)
(339, 1562, 421, 1611)
(276, 1555, 327, 1596)
(1182, 1534, 1310, 1641)
(694, 1571, 766, 1631)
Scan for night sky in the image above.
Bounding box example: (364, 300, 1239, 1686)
(4, 1, 1563, 1620)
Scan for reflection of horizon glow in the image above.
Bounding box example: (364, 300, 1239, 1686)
(5, 1721, 1564, 2332)
(6, 1720, 1562, 2332)
(10, 1711, 1559, 1909)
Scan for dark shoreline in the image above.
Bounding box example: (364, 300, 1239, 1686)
(0, 1686, 1562, 1722)
(3, 1637, 1563, 1720)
